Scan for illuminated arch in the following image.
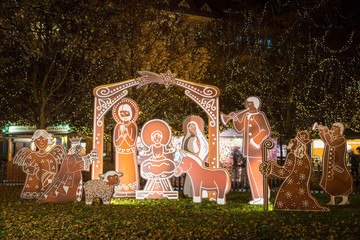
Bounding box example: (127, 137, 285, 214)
(91, 70, 220, 179)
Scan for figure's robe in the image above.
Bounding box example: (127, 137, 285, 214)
(319, 133, 353, 196)
(38, 154, 90, 202)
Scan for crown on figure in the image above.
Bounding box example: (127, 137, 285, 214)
(296, 131, 311, 144)
(70, 136, 82, 146)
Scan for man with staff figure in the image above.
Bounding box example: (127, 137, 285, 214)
(221, 96, 271, 205)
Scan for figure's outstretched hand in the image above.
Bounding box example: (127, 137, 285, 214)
(139, 150, 148, 156)
(89, 149, 98, 162)
(259, 162, 271, 177)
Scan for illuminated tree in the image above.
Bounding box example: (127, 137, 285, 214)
(0, 0, 104, 129)
(206, 0, 360, 141)
(1, 0, 358, 141)
(0, 0, 210, 134)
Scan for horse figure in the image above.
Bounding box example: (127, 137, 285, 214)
(174, 150, 231, 204)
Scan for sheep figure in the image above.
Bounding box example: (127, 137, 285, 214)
(83, 171, 123, 205)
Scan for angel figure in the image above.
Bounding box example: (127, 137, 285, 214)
(13, 130, 66, 199)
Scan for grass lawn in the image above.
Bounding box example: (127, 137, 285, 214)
(1, 185, 359, 239)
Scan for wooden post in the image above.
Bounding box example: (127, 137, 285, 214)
(7, 138, 12, 162)
(262, 138, 274, 211)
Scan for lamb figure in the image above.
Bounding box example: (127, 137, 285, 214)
(83, 171, 123, 205)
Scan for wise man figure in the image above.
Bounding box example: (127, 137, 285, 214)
(314, 122, 353, 205)
(221, 96, 271, 205)
(38, 137, 98, 203)
(260, 131, 328, 211)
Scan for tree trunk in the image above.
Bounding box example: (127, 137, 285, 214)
(37, 102, 48, 129)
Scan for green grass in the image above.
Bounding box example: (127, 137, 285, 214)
(1, 185, 359, 239)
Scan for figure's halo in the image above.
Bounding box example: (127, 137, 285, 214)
(141, 119, 172, 148)
(112, 98, 139, 123)
(182, 116, 205, 134)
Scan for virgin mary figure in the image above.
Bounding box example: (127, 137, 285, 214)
(181, 116, 209, 197)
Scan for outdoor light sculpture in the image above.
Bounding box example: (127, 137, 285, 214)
(136, 119, 178, 199)
(313, 122, 353, 205)
(38, 137, 98, 203)
(181, 115, 209, 197)
(221, 96, 271, 205)
(259, 131, 329, 211)
(83, 171, 123, 205)
(112, 98, 140, 198)
(174, 150, 230, 204)
(92, 70, 220, 188)
(13, 130, 66, 199)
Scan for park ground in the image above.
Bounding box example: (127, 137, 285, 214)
(0, 185, 359, 239)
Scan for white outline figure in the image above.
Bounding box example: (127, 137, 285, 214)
(314, 122, 353, 205)
(112, 98, 140, 198)
(260, 131, 329, 211)
(181, 116, 209, 197)
(136, 119, 178, 199)
(174, 150, 230, 204)
(13, 129, 66, 199)
(221, 96, 271, 205)
(38, 137, 98, 202)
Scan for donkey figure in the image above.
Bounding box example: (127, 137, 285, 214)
(174, 150, 231, 204)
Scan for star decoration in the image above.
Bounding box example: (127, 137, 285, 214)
(298, 187, 306, 195)
(160, 70, 176, 89)
(285, 191, 292, 199)
(136, 71, 162, 89)
(297, 159, 304, 166)
(277, 201, 284, 208)
(286, 160, 293, 166)
(299, 173, 306, 182)
(287, 177, 294, 185)
(278, 169, 285, 176)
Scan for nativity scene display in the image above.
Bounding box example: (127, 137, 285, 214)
(11, 71, 356, 211)
(90, 70, 229, 203)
